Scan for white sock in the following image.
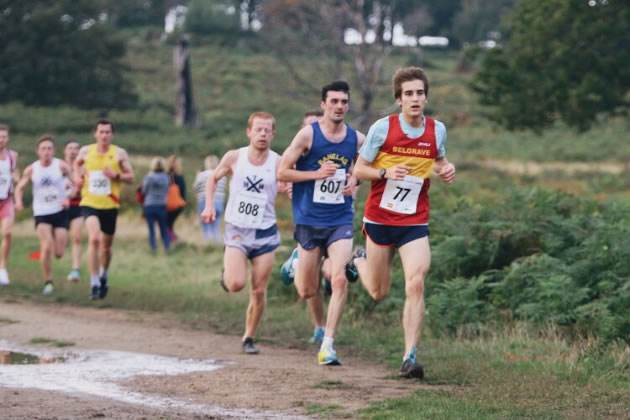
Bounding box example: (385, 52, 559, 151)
(90, 275, 100, 287)
(99, 267, 107, 277)
(321, 336, 334, 352)
(291, 259, 298, 276)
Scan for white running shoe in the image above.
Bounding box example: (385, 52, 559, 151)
(42, 281, 54, 296)
(0, 269, 9, 286)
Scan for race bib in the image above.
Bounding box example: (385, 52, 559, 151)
(313, 169, 346, 204)
(36, 187, 60, 211)
(231, 190, 266, 228)
(0, 174, 10, 200)
(88, 170, 111, 196)
(379, 175, 424, 214)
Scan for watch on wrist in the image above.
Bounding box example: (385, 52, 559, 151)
(115, 173, 121, 181)
(379, 168, 386, 179)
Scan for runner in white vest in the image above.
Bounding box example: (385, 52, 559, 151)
(0, 123, 19, 286)
(201, 112, 290, 355)
(15, 135, 72, 295)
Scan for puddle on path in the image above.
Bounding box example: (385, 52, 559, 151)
(0, 350, 66, 365)
(0, 340, 306, 419)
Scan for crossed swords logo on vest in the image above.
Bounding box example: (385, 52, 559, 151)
(243, 176, 264, 193)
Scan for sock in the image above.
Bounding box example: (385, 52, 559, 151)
(404, 345, 417, 362)
(99, 266, 106, 277)
(321, 336, 334, 352)
(90, 275, 100, 287)
(291, 259, 298, 276)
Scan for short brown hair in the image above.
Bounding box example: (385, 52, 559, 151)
(0, 124, 8, 133)
(247, 112, 275, 130)
(392, 67, 429, 100)
(94, 119, 115, 133)
(37, 134, 55, 147)
(304, 110, 324, 119)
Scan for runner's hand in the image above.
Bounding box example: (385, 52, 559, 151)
(102, 166, 117, 179)
(14, 200, 24, 212)
(343, 174, 357, 196)
(437, 163, 456, 184)
(386, 165, 412, 181)
(201, 205, 216, 223)
(316, 161, 337, 179)
(62, 198, 70, 208)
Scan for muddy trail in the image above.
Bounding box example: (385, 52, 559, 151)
(0, 301, 434, 419)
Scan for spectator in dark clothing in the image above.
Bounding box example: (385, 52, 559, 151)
(166, 155, 186, 242)
(142, 157, 170, 252)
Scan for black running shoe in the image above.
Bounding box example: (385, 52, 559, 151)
(90, 285, 101, 300)
(99, 276, 108, 299)
(242, 337, 260, 355)
(399, 358, 424, 379)
(344, 247, 366, 283)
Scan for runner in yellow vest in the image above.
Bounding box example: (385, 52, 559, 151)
(74, 120, 135, 300)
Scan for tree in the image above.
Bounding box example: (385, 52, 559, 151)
(260, 0, 401, 128)
(0, 0, 137, 109)
(472, 0, 630, 132)
(451, 0, 515, 44)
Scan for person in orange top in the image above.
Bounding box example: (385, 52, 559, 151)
(74, 120, 135, 300)
(347, 67, 455, 379)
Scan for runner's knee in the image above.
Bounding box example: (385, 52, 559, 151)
(88, 235, 100, 248)
(2, 230, 11, 240)
(296, 284, 318, 300)
(405, 274, 425, 297)
(251, 287, 266, 303)
(330, 274, 348, 294)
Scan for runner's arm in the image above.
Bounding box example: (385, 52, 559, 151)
(433, 157, 455, 184)
(278, 126, 336, 183)
(116, 148, 135, 184)
(275, 156, 292, 194)
(13, 164, 33, 212)
(202, 150, 236, 223)
(342, 131, 366, 195)
(73, 146, 89, 188)
(10, 151, 19, 184)
(353, 156, 410, 181)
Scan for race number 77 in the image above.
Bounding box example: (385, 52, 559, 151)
(393, 186, 411, 201)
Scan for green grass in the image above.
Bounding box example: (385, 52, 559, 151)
(4, 231, 629, 419)
(29, 337, 75, 347)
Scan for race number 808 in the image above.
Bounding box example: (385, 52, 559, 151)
(238, 201, 259, 216)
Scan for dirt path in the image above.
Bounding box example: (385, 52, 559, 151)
(0, 301, 428, 419)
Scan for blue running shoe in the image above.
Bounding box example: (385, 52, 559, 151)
(309, 327, 325, 344)
(67, 269, 80, 282)
(344, 247, 366, 283)
(90, 285, 100, 300)
(318, 347, 341, 366)
(280, 248, 299, 285)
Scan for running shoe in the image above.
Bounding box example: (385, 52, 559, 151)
(399, 358, 424, 379)
(0, 269, 9, 286)
(309, 327, 325, 344)
(280, 248, 298, 285)
(42, 281, 54, 296)
(318, 348, 341, 366)
(67, 269, 80, 282)
(242, 337, 260, 355)
(344, 247, 366, 283)
(90, 285, 100, 300)
(98, 275, 108, 299)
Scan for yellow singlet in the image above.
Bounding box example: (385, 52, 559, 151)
(80, 144, 121, 209)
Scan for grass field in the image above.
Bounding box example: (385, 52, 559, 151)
(2, 37, 630, 418)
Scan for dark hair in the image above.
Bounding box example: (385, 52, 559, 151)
(94, 119, 115, 133)
(37, 134, 55, 147)
(392, 67, 429, 99)
(321, 81, 350, 102)
(0, 124, 8, 132)
(64, 139, 79, 148)
(304, 110, 324, 119)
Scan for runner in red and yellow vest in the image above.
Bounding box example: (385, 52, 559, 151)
(346, 67, 456, 380)
(80, 144, 122, 209)
(364, 115, 438, 226)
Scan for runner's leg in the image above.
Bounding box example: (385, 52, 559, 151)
(36, 224, 54, 281)
(243, 250, 275, 339)
(398, 236, 431, 356)
(0, 216, 13, 270)
(222, 246, 248, 292)
(354, 237, 395, 301)
(69, 216, 83, 270)
(294, 244, 322, 299)
(322, 238, 352, 338)
(85, 215, 101, 278)
(53, 227, 68, 259)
